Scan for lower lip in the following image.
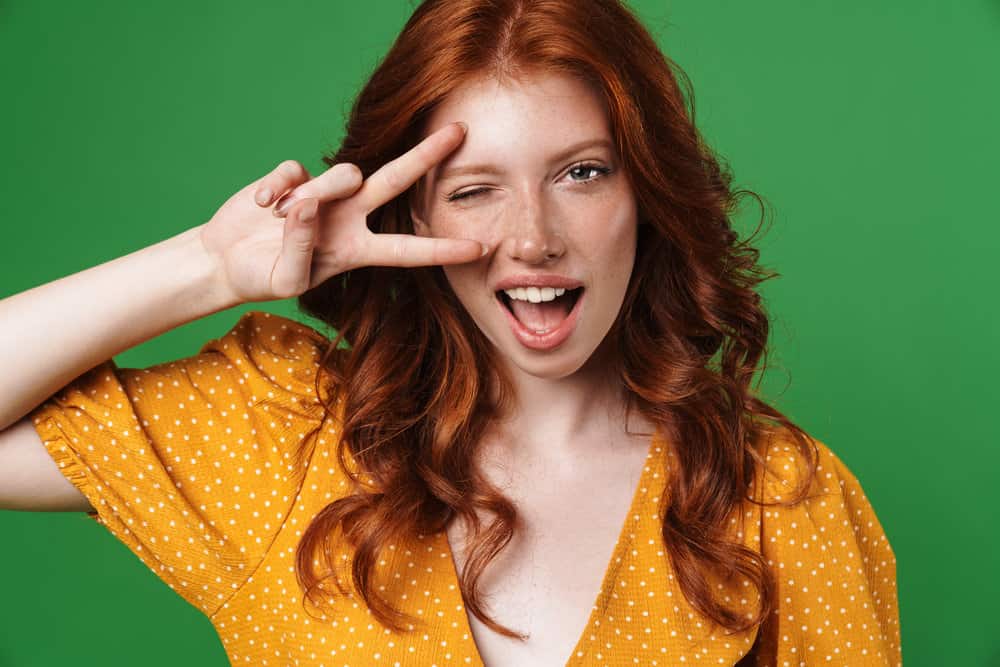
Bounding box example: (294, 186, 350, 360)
(496, 290, 584, 351)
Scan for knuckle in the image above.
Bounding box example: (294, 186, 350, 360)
(294, 198, 318, 219)
(330, 162, 363, 190)
(339, 162, 364, 187)
(428, 242, 443, 264)
(391, 239, 407, 261)
(278, 159, 304, 178)
(413, 140, 437, 167)
(412, 141, 431, 162)
(382, 162, 404, 191)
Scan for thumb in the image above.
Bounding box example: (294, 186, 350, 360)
(270, 198, 319, 298)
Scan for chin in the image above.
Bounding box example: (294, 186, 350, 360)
(505, 347, 593, 380)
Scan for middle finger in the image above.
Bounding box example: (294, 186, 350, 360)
(353, 122, 467, 214)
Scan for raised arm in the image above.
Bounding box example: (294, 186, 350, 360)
(0, 121, 481, 511)
(0, 225, 234, 433)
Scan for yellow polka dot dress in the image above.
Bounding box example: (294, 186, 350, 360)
(28, 311, 901, 666)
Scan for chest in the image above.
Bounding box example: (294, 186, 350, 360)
(212, 432, 762, 666)
(444, 439, 653, 667)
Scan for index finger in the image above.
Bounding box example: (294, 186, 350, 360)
(365, 233, 486, 268)
(354, 122, 467, 214)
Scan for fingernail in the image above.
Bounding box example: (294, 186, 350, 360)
(301, 199, 318, 221)
(480, 243, 489, 257)
(456, 121, 468, 134)
(256, 188, 272, 206)
(274, 196, 294, 217)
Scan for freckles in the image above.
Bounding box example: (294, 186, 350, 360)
(566, 197, 635, 250)
(431, 204, 506, 245)
(597, 190, 637, 229)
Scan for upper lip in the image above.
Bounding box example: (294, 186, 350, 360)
(493, 274, 584, 291)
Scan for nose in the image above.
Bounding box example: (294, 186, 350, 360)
(503, 191, 566, 264)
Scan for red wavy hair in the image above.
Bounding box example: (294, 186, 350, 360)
(295, 0, 818, 640)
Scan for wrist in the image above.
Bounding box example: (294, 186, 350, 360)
(168, 224, 245, 316)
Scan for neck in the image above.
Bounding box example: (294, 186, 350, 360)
(486, 337, 640, 454)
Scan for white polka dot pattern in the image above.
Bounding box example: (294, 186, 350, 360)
(750, 437, 902, 665)
(27, 310, 901, 666)
(28, 310, 331, 619)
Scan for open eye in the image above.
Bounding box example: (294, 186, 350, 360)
(566, 162, 611, 183)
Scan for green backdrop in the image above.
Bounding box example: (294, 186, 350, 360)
(2, 1, 997, 665)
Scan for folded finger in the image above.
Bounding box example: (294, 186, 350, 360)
(354, 122, 466, 214)
(366, 233, 486, 268)
(272, 162, 363, 218)
(254, 160, 311, 207)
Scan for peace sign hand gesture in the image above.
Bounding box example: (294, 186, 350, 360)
(200, 122, 482, 304)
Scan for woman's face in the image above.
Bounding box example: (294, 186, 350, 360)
(411, 71, 638, 380)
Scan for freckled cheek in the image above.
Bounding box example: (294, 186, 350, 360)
(569, 200, 638, 261)
(428, 205, 508, 246)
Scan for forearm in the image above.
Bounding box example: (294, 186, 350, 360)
(0, 224, 241, 430)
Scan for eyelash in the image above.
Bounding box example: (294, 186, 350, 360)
(445, 162, 612, 202)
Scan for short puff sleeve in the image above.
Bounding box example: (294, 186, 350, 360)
(27, 310, 332, 618)
(750, 435, 902, 666)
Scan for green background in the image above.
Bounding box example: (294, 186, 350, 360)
(1, 1, 997, 665)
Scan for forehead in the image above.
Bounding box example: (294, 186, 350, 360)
(429, 70, 608, 122)
(421, 71, 614, 179)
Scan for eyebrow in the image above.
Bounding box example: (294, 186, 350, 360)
(435, 137, 615, 183)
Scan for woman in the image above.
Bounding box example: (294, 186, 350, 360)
(0, 0, 901, 665)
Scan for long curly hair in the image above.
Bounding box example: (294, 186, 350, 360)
(295, 0, 818, 639)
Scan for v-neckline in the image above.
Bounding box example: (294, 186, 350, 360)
(435, 428, 664, 667)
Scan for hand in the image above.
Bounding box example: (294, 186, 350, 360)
(199, 122, 483, 304)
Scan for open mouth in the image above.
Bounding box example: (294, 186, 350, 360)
(495, 287, 584, 333)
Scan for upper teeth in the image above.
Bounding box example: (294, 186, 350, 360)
(503, 286, 568, 303)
